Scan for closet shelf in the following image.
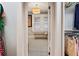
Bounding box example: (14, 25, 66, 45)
(64, 29, 79, 32)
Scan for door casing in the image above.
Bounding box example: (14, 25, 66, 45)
(16, 2, 64, 56)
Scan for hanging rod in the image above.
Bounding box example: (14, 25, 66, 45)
(65, 29, 79, 34)
(65, 2, 79, 8)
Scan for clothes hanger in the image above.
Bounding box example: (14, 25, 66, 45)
(65, 2, 79, 8)
(65, 2, 75, 8)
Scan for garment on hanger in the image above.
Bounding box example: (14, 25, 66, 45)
(0, 4, 4, 17)
(76, 38, 79, 56)
(65, 36, 77, 56)
(0, 37, 5, 56)
(0, 4, 5, 56)
(74, 4, 79, 30)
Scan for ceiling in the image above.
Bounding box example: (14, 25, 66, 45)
(28, 2, 48, 13)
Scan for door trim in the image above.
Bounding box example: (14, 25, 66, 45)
(61, 2, 65, 56)
(16, 2, 63, 56)
(16, 2, 28, 56)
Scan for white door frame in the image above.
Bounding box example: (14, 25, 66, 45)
(61, 2, 65, 56)
(48, 2, 56, 56)
(48, 2, 63, 56)
(16, 2, 63, 56)
(54, 2, 62, 56)
(16, 2, 28, 56)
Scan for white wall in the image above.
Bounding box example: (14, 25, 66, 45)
(1, 2, 20, 56)
(65, 4, 75, 30)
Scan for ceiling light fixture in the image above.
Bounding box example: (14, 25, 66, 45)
(32, 4, 40, 14)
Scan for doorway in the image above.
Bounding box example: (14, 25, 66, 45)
(17, 2, 63, 56)
(28, 2, 48, 56)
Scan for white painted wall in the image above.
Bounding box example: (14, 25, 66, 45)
(65, 4, 75, 30)
(1, 2, 20, 56)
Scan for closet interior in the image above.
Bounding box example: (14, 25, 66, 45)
(64, 2, 79, 56)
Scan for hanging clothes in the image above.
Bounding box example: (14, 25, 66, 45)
(0, 4, 4, 17)
(76, 38, 79, 56)
(74, 4, 79, 30)
(0, 37, 5, 56)
(65, 36, 77, 56)
(0, 4, 5, 56)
